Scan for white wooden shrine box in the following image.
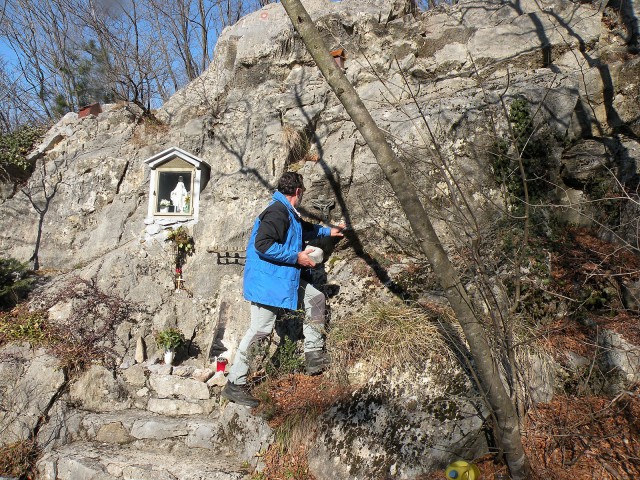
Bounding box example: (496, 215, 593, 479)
(144, 147, 210, 222)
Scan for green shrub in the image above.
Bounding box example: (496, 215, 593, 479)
(1, 277, 136, 373)
(0, 309, 49, 345)
(154, 328, 186, 351)
(491, 97, 551, 209)
(0, 258, 36, 310)
(0, 124, 45, 181)
(266, 336, 305, 377)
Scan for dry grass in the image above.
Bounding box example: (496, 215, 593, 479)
(130, 116, 169, 147)
(0, 308, 51, 345)
(328, 300, 455, 370)
(0, 439, 39, 479)
(251, 374, 351, 480)
(255, 444, 316, 480)
(0, 305, 114, 372)
(282, 125, 309, 164)
(522, 385, 640, 480)
(282, 125, 318, 168)
(415, 386, 640, 480)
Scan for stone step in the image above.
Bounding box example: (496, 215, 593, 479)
(147, 373, 213, 402)
(37, 441, 250, 480)
(68, 408, 228, 452)
(70, 365, 225, 416)
(122, 367, 227, 416)
(60, 403, 273, 470)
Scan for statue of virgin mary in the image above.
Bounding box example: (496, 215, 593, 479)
(170, 176, 189, 213)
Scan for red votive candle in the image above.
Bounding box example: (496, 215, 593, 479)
(216, 357, 228, 373)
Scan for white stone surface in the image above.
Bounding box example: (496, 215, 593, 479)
(0, 349, 65, 443)
(147, 398, 204, 416)
(149, 374, 211, 400)
(130, 418, 189, 440)
(37, 441, 248, 480)
(599, 329, 640, 384)
(69, 365, 131, 412)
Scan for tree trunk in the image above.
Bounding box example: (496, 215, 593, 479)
(279, 0, 530, 478)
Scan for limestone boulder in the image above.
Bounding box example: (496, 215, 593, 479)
(69, 365, 131, 412)
(0, 0, 640, 476)
(147, 398, 211, 416)
(121, 363, 147, 388)
(308, 363, 486, 479)
(218, 403, 273, 465)
(598, 329, 640, 387)
(37, 441, 248, 480)
(0, 347, 65, 444)
(148, 373, 211, 401)
(95, 422, 132, 445)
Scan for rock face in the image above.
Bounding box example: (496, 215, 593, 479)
(1, 0, 640, 478)
(309, 365, 487, 480)
(0, 347, 66, 444)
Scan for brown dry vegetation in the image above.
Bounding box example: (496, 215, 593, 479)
(0, 278, 137, 478)
(254, 373, 639, 480)
(421, 386, 640, 480)
(523, 386, 640, 480)
(328, 300, 455, 370)
(251, 374, 351, 480)
(537, 227, 640, 380)
(250, 226, 640, 479)
(0, 277, 133, 373)
(0, 439, 39, 480)
(515, 228, 640, 479)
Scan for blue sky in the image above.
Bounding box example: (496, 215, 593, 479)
(0, 38, 18, 66)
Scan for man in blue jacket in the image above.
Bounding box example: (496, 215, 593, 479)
(222, 172, 344, 407)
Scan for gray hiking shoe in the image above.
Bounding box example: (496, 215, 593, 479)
(221, 381, 259, 408)
(305, 351, 329, 375)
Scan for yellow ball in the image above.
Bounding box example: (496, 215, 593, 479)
(444, 460, 481, 480)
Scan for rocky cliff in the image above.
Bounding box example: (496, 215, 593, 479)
(1, 0, 639, 478)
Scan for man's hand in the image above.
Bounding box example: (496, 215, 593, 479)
(297, 249, 317, 268)
(330, 223, 347, 237)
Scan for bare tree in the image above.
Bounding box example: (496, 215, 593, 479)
(146, 0, 202, 82)
(0, 0, 109, 116)
(79, 0, 166, 113)
(0, 0, 55, 118)
(147, 0, 181, 96)
(197, 0, 212, 72)
(279, 0, 530, 478)
(0, 61, 45, 132)
(0, 0, 272, 125)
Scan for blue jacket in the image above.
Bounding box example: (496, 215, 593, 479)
(243, 191, 330, 310)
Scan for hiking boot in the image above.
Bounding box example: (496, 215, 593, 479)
(221, 381, 259, 408)
(305, 351, 329, 375)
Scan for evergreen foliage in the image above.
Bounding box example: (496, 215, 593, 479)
(53, 40, 115, 115)
(154, 327, 186, 351)
(491, 98, 550, 206)
(266, 336, 305, 377)
(0, 258, 36, 310)
(0, 124, 44, 180)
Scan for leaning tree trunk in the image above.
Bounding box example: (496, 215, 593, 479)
(279, 0, 530, 478)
